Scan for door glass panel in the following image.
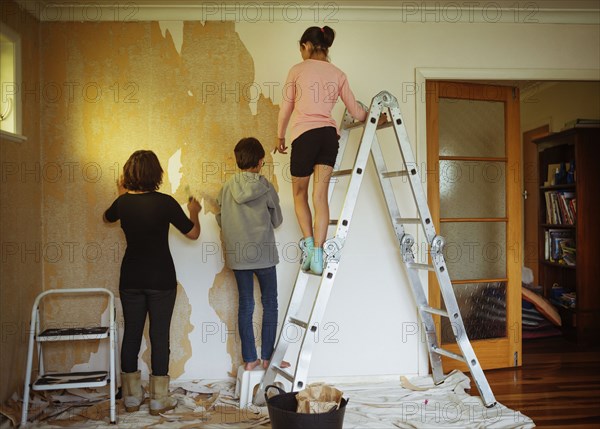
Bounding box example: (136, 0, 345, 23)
(440, 160, 506, 218)
(440, 222, 506, 281)
(441, 282, 507, 344)
(436, 84, 510, 349)
(439, 98, 505, 157)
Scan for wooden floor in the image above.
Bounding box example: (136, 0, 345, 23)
(476, 336, 600, 428)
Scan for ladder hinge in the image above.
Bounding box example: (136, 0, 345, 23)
(514, 351, 518, 366)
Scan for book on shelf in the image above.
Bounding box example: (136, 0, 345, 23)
(563, 118, 600, 129)
(544, 191, 575, 225)
(560, 292, 576, 308)
(560, 241, 576, 266)
(545, 228, 576, 265)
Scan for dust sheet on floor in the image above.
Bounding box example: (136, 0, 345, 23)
(7, 371, 534, 428)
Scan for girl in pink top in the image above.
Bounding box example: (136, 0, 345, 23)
(275, 26, 369, 275)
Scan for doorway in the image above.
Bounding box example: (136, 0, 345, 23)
(425, 80, 522, 370)
(419, 71, 600, 370)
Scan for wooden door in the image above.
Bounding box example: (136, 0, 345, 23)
(523, 125, 550, 285)
(426, 81, 522, 370)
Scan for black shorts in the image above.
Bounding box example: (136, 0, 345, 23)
(290, 127, 339, 177)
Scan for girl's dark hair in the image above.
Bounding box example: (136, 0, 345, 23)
(299, 26, 335, 56)
(122, 150, 163, 192)
(235, 137, 265, 169)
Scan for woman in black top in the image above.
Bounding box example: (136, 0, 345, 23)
(104, 150, 200, 415)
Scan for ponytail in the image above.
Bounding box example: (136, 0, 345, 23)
(320, 26, 335, 48)
(299, 26, 336, 55)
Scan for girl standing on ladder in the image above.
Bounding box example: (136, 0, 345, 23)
(275, 26, 383, 274)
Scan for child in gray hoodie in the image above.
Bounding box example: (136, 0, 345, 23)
(216, 137, 283, 371)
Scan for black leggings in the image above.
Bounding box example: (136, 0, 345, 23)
(120, 288, 177, 376)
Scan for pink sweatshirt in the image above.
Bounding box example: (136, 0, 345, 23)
(277, 59, 368, 142)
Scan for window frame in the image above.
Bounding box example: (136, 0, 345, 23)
(0, 24, 26, 143)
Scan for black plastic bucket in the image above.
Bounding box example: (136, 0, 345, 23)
(265, 385, 348, 429)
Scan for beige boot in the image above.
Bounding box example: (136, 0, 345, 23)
(121, 371, 145, 412)
(149, 375, 177, 416)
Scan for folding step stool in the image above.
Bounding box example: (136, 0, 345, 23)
(21, 288, 118, 425)
(254, 90, 497, 408)
(235, 366, 265, 409)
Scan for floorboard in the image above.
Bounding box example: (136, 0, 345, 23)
(475, 336, 600, 427)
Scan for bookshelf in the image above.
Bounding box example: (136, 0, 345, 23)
(533, 127, 600, 343)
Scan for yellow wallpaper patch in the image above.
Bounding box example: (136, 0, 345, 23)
(208, 268, 265, 374)
(39, 20, 279, 375)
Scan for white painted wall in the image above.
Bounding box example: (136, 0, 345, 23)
(166, 17, 599, 381)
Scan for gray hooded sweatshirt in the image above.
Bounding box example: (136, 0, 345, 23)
(216, 171, 283, 270)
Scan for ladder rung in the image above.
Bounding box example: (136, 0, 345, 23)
(343, 121, 366, 130)
(396, 218, 421, 224)
(420, 306, 448, 317)
(407, 262, 435, 271)
(306, 271, 323, 277)
(289, 317, 308, 329)
(342, 119, 394, 131)
(382, 170, 409, 178)
(37, 327, 109, 341)
(432, 346, 467, 363)
(273, 366, 294, 382)
(332, 169, 353, 177)
(32, 371, 108, 390)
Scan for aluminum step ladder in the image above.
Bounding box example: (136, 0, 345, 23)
(21, 288, 118, 425)
(255, 90, 497, 407)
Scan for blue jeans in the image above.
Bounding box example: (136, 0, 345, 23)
(119, 288, 177, 376)
(233, 266, 278, 363)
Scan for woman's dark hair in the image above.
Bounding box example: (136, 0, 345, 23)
(299, 26, 335, 57)
(122, 150, 163, 192)
(235, 137, 265, 169)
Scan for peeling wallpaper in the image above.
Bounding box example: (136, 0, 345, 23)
(38, 20, 278, 378)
